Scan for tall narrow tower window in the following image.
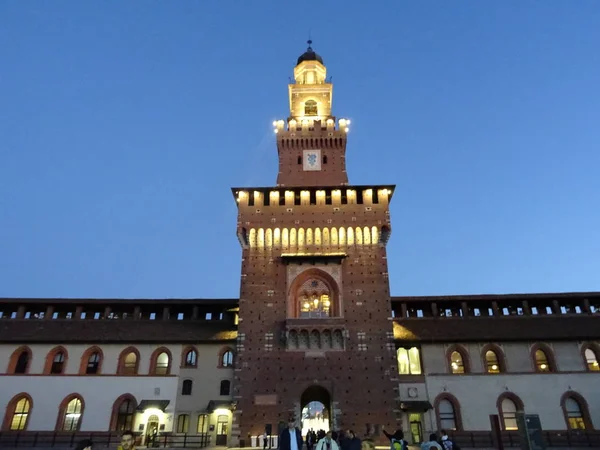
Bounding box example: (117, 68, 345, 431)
(304, 100, 318, 116)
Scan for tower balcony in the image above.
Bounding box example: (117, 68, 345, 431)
(284, 317, 347, 352)
(273, 118, 350, 135)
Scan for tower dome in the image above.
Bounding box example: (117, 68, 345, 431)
(296, 40, 323, 66)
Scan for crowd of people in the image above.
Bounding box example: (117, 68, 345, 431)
(277, 418, 460, 450)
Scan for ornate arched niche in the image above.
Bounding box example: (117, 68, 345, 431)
(286, 266, 342, 318)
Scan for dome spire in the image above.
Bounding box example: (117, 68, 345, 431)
(296, 39, 323, 66)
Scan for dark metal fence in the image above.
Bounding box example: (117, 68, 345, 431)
(451, 430, 600, 448)
(0, 432, 212, 449)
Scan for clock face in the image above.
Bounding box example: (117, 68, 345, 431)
(303, 149, 322, 171)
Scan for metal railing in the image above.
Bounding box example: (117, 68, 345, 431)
(0, 432, 212, 449)
(450, 430, 600, 448)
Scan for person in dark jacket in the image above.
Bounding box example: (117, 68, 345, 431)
(279, 417, 303, 450)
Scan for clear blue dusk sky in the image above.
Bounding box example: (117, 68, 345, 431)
(1, 1, 599, 299)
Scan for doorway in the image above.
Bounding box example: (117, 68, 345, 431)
(409, 413, 423, 444)
(145, 414, 160, 448)
(216, 414, 228, 446)
(300, 386, 332, 436)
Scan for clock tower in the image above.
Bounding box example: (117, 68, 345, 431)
(231, 42, 400, 445)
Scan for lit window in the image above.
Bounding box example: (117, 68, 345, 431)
(397, 347, 422, 375)
(300, 294, 331, 318)
(177, 414, 189, 433)
(565, 397, 586, 430)
(535, 349, 550, 372)
(584, 348, 599, 371)
(122, 352, 137, 375)
(62, 398, 82, 431)
(197, 414, 208, 433)
(450, 351, 465, 374)
(485, 350, 501, 373)
(10, 397, 30, 430)
(501, 398, 518, 430)
(438, 399, 457, 430)
(155, 352, 170, 375)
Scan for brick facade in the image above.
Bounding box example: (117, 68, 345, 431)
(231, 45, 400, 445)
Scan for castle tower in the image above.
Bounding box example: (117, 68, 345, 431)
(232, 42, 399, 445)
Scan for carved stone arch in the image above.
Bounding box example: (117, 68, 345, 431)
(310, 329, 321, 349)
(288, 330, 299, 350)
(287, 268, 342, 318)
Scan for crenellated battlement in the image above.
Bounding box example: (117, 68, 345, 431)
(232, 184, 393, 208)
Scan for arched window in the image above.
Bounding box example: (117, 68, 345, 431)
(291, 271, 340, 319)
(44, 347, 68, 375)
(86, 352, 101, 374)
(304, 100, 318, 116)
(177, 414, 190, 433)
(110, 395, 137, 431)
(182, 347, 198, 368)
(80, 347, 103, 375)
(561, 392, 592, 430)
(396, 347, 422, 375)
(583, 345, 600, 371)
(150, 348, 171, 375)
(434, 394, 462, 431)
(439, 400, 457, 430)
(220, 380, 231, 396)
(497, 393, 524, 431)
(7, 347, 32, 374)
(501, 398, 518, 430)
(57, 395, 84, 431)
(565, 397, 585, 429)
(531, 343, 556, 372)
(482, 345, 505, 373)
(182, 379, 193, 395)
(447, 346, 470, 374)
(222, 350, 234, 368)
(2, 394, 32, 431)
(117, 347, 140, 375)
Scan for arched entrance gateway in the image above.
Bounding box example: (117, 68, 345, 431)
(300, 386, 331, 436)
